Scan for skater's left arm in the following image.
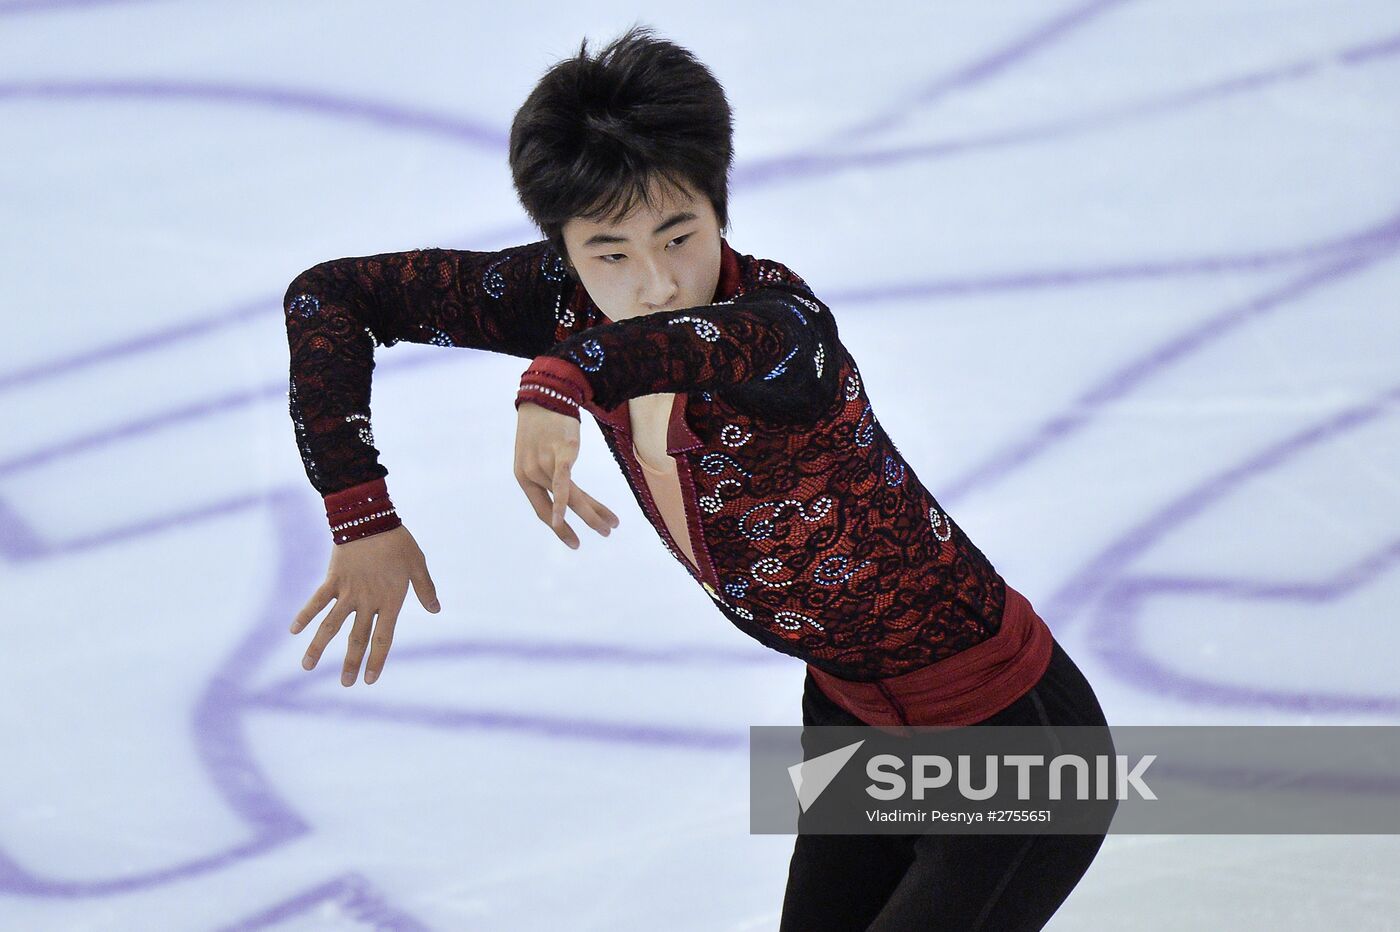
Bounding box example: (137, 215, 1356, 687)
(513, 282, 840, 422)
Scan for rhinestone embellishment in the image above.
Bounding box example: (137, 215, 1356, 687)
(854, 403, 875, 447)
(928, 505, 953, 541)
(813, 555, 875, 586)
(288, 293, 319, 318)
(883, 456, 905, 487)
(720, 424, 751, 447)
(668, 316, 721, 341)
(740, 496, 835, 542)
(344, 412, 374, 446)
(483, 256, 509, 299)
(567, 338, 605, 372)
(752, 556, 796, 587)
(774, 610, 825, 632)
(699, 479, 742, 514)
(763, 344, 799, 381)
(519, 383, 579, 408)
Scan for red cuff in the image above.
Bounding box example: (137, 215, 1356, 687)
(515, 354, 593, 419)
(323, 477, 403, 544)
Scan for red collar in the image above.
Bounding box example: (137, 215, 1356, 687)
(715, 236, 742, 301)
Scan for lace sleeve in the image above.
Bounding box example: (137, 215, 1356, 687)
(515, 281, 840, 424)
(285, 240, 569, 499)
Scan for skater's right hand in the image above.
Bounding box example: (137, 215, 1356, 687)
(289, 524, 439, 687)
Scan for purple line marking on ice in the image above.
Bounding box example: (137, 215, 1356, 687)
(0, 489, 269, 562)
(0, 78, 508, 148)
(218, 872, 432, 932)
(1071, 382, 1400, 713)
(738, 28, 1400, 187)
(0, 221, 538, 395)
(248, 694, 748, 751)
(0, 296, 268, 394)
(0, 489, 316, 896)
(0, 357, 451, 479)
(242, 636, 781, 751)
(1012, 234, 1400, 635)
(0, 0, 151, 15)
(941, 219, 1400, 510)
(827, 0, 1136, 143)
(1097, 545, 1400, 714)
(824, 222, 1398, 305)
(279, 637, 789, 678)
(0, 489, 766, 897)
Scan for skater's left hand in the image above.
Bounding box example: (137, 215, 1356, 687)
(514, 401, 620, 548)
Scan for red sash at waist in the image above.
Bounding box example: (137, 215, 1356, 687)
(807, 583, 1055, 730)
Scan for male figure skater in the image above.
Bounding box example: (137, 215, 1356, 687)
(284, 24, 1114, 930)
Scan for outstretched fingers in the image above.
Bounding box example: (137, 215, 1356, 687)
(362, 601, 401, 685)
(550, 457, 578, 548)
(291, 582, 334, 634)
(567, 482, 620, 536)
(339, 607, 374, 686)
(302, 600, 351, 670)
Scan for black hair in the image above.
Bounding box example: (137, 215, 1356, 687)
(508, 23, 734, 276)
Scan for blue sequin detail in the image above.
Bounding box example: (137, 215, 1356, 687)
(289, 293, 319, 318)
(762, 344, 799, 381)
(699, 452, 753, 478)
(540, 250, 567, 282)
(724, 579, 749, 600)
(568, 338, 605, 372)
(813, 555, 876, 586)
(883, 455, 905, 487)
(419, 325, 456, 347)
(855, 403, 875, 447)
(483, 256, 509, 299)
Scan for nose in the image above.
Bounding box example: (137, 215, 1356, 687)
(639, 255, 678, 310)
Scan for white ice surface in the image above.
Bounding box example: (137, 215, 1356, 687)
(3, 1, 1399, 929)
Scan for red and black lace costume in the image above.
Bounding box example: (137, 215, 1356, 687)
(284, 238, 1054, 725)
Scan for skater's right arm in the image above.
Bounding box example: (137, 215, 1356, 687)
(283, 240, 569, 506)
(282, 240, 576, 687)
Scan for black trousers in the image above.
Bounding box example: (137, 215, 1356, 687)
(779, 639, 1115, 932)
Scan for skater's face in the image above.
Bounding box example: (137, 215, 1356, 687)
(561, 175, 723, 323)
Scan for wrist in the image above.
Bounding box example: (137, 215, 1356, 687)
(515, 355, 592, 419)
(323, 477, 403, 544)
